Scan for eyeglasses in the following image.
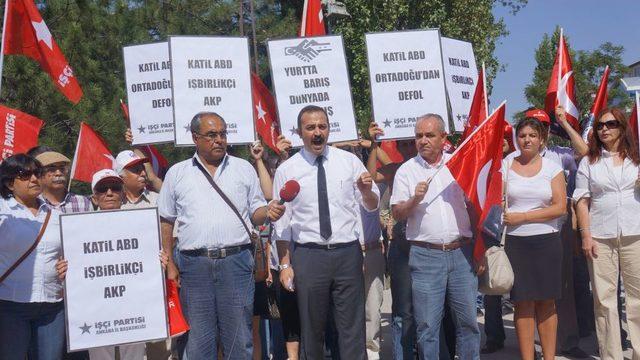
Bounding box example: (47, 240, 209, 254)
(15, 168, 42, 181)
(125, 163, 146, 174)
(195, 131, 227, 141)
(42, 164, 70, 174)
(95, 183, 123, 194)
(596, 120, 620, 131)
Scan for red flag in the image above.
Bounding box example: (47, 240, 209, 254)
(119, 99, 130, 125)
(460, 64, 488, 143)
(0, 105, 43, 160)
(545, 29, 580, 135)
(299, 0, 325, 36)
(630, 102, 638, 145)
(70, 123, 113, 183)
(166, 279, 189, 337)
(3, 0, 83, 103)
(446, 102, 507, 261)
(581, 66, 610, 142)
(251, 73, 281, 153)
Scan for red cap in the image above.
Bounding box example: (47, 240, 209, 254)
(524, 109, 551, 124)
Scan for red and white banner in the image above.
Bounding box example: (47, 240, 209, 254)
(2, 0, 83, 103)
(70, 123, 113, 183)
(460, 64, 488, 143)
(299, 0, 325, 37)
(446, 102, 507, 261)
(581, 66, 610, 142)
(251, 73, 281, 154)
(0, 105, 43, 160)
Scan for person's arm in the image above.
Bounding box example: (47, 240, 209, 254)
(250, 142, 273, 201)
(556, 105, 588, 157)
(365, 122, 386, 183)
(504, 172, 567, 225)
(161, 219, 179, 286)
(376, 144, 393, 166)
(576, 198, 597, 259)
(277, 240, 294, 291)
(275, 135, 292, 166)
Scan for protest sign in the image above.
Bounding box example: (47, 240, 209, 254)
(61, 208, 167, 351)
(169, 36, 254, 146)
(123, 42, 174, 145)
(441, 37, 478, 132)
(366, 29, 449, 140)
(267, 35, 357, 147)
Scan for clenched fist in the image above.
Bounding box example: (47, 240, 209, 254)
(357, 172, 373, 193)
(414, 180, 430, 203)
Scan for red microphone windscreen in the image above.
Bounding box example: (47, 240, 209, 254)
(279, 180, 300, 202)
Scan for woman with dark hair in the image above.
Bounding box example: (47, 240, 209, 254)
(574, 107, 640, 359)
(503, 118, 567, 360)
(0, 154, 64, 360)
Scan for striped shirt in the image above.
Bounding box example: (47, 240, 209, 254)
(41, 192, 93, 214)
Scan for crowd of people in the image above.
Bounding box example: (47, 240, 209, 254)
(1, 103, 639, 360)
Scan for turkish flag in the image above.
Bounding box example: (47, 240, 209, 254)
(299, 0, 326, 36)
(581, 66, 610, 142)
(70, 122, 113, 183)
(446, 102, 507, 261)
(3, 0, 83, 104)
(630, 101, 638, 145)
(460, 65, 488, 143)
(251, 73, 281, 153)
(545, 30, 580, 137)
(0, 105, 43, 160)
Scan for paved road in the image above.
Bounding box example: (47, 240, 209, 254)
(378, 287, 633, 359)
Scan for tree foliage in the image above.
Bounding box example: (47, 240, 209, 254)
(524, 27, 631, 119)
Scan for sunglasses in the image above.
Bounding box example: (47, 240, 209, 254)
(15, 168, 42, 181)
(596, 120, 620, 131)
(95, 183, 123, 194)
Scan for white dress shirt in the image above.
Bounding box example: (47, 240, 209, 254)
(503, 157, 564, 236)
(272, 146, 380, 244)
(158, 154, 266, 250)
(390, 153, 472, 244)
(0, 198, 62, 303)
(573, 151, 640, 238)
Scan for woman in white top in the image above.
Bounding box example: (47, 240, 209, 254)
(574, 107, 640, 360)
(503, 117, 567, 360)
(0, 154, 64, 360)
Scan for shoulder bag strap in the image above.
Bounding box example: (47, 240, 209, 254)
(0, 210, 52, 283)
(192, 158, 253, 237)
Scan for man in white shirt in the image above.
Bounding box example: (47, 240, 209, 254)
(391, 114, 480, 359)
(273, 105, 379, 360)
(158, 112, 284, 360)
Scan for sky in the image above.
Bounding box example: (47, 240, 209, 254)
(490, 0, 640, 120)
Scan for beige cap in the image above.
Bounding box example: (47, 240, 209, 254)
(35, 151, 71, 166)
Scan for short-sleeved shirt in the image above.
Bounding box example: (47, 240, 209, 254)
(121, 190, 159, 209)
(390, 153, 472, 244)
(503, 157, 564, 236)
(272, 146, 380, 244)
(0, 198, 62, 303)
(158, 154, 266, 250)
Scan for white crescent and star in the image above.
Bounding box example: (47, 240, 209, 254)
(256, 101, 268, 125)
(31, 20, 53, 50)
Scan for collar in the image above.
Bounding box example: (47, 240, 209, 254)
(40, 192, 72, 207)
(7, 196, 48, 214)
(415, 152, 445, 169)
(300, 146, 330, 165)
(124, 189, 151, 205)
(601, 149, 618, 158)
(192, 152, 229, 178)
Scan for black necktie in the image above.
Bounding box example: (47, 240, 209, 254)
(316, 156, 332, 240)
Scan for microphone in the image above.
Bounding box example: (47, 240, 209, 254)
(278, 180, 300, 204)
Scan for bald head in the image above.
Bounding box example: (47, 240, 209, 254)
(415, 114, 446, 135)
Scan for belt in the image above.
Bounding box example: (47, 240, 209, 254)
(296, 240, 359, 250)
(180, 243, 252, 259)
(362, 241, 383, 251)
(409, 238, 471, 251)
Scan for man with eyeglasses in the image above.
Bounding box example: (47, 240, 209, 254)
(114, 150, 159, 210)
(34, 151, 92, 213)
(158, 111, 285, 360)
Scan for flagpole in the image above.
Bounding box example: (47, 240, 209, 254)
(482, 62, 488, 119)
(300, 0, 309, 36)
(0, 0, 10, 95)
(429, 100, 507, 180)
(68, 123, 83, 192)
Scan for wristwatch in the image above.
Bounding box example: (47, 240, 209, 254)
(280, 263, 292, 270)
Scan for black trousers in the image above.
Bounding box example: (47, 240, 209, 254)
(292, 241, 366, 360)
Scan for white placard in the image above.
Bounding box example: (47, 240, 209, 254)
(169, 36, 254, 146)
(123, 42, 174, 145)
(268, 35, 357, 147)
(61, 208, 167, 351)
(366, 29, 449, 140)
(441, 37, 478, 132)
